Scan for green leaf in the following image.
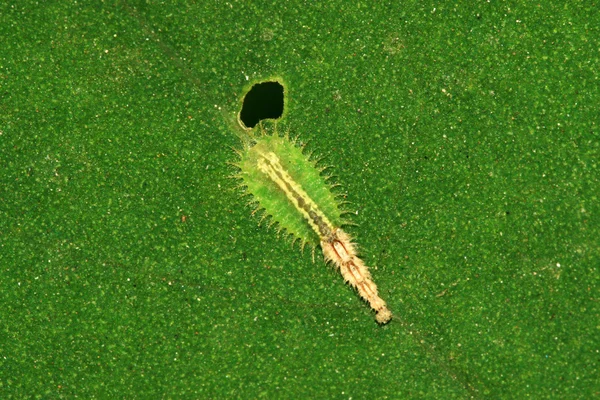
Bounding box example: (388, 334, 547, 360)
(1, 1, 598, 398)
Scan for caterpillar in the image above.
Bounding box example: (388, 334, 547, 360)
(233, 122, 392, 324)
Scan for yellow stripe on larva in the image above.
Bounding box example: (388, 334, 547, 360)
(256, 148, 392, 324)
(257, 151, 335, 239)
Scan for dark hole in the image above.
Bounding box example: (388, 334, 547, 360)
(239, 81, 284, 128)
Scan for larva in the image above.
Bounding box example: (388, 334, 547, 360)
(233, 123, 392, 324)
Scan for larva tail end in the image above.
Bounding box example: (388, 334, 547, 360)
(376, 308, 392, 325)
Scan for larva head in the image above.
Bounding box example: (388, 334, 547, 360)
(234, 125, 344, 248)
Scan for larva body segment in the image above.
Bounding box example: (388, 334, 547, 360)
(234, 125, 392, 324)
(321, 229, 392, 324)
(237, 132, 343, 247)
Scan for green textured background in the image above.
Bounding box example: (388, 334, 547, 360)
(1, 1, 598, 398)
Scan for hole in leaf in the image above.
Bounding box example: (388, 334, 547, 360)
(239, 81, 284, 128)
